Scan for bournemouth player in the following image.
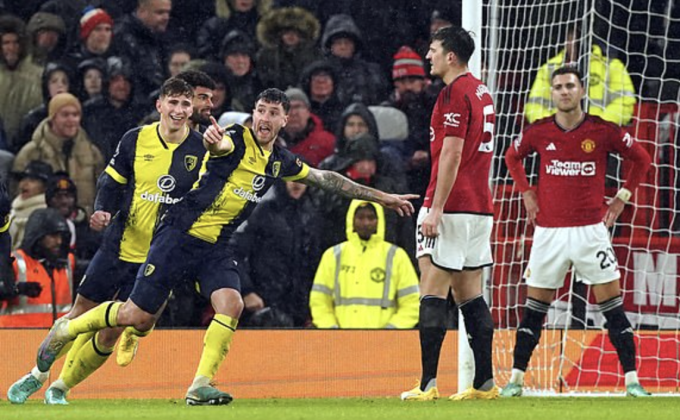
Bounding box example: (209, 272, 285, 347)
(34, 88, 417, 406)
(8, 77, 208, 405)
(502, 67, 652, 397)
(401, 26, 498, 401)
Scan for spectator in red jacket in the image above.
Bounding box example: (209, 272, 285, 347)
(280, 88, 335, 167)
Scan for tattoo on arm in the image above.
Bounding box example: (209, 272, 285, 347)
(305, 169, 380, 201)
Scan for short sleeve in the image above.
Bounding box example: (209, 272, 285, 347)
(512, 126, 536, 158)
(279, 149, 310, 181)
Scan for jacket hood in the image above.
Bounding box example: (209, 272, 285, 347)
(321, 14, 362, 53)
(0, 15, 30, 65)
(21, 207, 70, 259)
(335, 102, 379, 152)
(41, 61, 75, 103)
(257, 7, 320, 49)
(300, 60, 338, 95)
(345, 200, 385, 245)
(215, 0, 272, 20)
(27, 12, 66, 36)
(220, 29, 256, 59)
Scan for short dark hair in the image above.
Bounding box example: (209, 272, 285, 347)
(176, 69, 216, 91)
(159, 77, 194, 99)
(255, 88, 290, 113)
(431, 26, 475, 64)
(551, 66, 584, 86)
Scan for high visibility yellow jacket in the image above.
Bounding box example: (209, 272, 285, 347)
(310, 200, 419, 329)
(525, 45, 636, 125)
(0, 249, 74, 327)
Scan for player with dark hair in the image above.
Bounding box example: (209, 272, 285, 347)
(175, 70, 216, 131)
(502, 66, 651, 397)
(402, 26, 499, 401)
(34, 88, 417, 406)
(8, 77, 207, 405)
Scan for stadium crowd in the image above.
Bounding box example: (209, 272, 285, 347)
(0, 0, 461, 329)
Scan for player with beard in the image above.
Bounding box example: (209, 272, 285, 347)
(35, 88, 418, 406)
(8, 77, 207, 405)
(175, 70, 216, 133)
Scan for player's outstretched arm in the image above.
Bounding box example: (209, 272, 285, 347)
(301, 167, 418, 216)
(203, 116, 234, 156)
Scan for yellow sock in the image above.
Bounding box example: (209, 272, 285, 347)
(129, 325, 154, 337)
(68, 302, 122, 337)
(55, 340, 75, 360)
(60, 332, 95, 375)
(61, 331, 114, 389)
(194, 314, 238, 381)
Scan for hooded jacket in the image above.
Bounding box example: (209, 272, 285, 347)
(310, 200, 419, 328)
(0, 208, 74, 327)
(319, 14, 389, 106)
(13, 118, 105, 215)
(299, 60, 344, 132)
(255, 7, 321, 90)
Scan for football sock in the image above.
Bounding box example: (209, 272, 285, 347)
(128, 325, 154, 337)
(512, 297, 550, 373)
(68, 301, 122, 337)
(194, 314, 238, 386)
(61, 332, 114, 389)
(459, 295, 494, 390)
(625, 371, 640, 386)
(31, 366, 49, 384)
(60, 332, 95, 383)
(600, 296, 637, 373)
(418, 295, 448, 391)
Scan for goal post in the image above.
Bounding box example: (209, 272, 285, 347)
(480, 0, 680, 394)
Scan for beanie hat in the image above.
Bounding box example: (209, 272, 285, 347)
(392, 46, 425, 80)
(48, 93, 82, 120)
(46, 173, 78, 203)
(80, 7, 113, 40)
(284, 88, 310, 108)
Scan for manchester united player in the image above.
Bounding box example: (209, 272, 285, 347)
(401, 26, 498, 401)
(502, 67, 652, 397)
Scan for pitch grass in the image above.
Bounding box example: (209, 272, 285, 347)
(1, 397, 679, 420)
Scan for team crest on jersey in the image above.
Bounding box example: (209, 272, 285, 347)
(272, 161, 281, 177)
(581, 139, 596, 153)
(184, 155, 198, 171)
(144, 264, 155, 276)
(371, 268, 386, 283)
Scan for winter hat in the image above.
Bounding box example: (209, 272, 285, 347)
(80, 7, 113, 40)
(392, 46, 425, 80)
(46, 172, 78, 203)
(16, 160, 54, 183)
(284, 88, 310, 108)
(48, 93, 82, 120)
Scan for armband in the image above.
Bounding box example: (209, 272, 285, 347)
(615, 188, 632, 203)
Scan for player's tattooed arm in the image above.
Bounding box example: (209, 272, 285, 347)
(301, 168, 418, 216)
(303, 167, 379, 201)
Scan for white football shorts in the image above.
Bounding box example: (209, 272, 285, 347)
(524, 223, 621, 289)
(415, 207, 493, 271)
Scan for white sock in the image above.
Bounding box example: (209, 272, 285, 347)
(189, 375, 211, 392)
(423, 378, 437, 391)
(49, 379, 70, 392)
(509, 369, 525, 385)
(625, 371, 639, 386)
(31, 366, 49, 384)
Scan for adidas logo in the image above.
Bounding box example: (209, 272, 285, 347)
(547, 143, 557, 151)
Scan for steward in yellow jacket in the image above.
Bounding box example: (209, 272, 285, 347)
(525, 42, 636, 126)
(310, 200, 419, 328)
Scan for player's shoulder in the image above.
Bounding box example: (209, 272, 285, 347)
(523, 116, 555, 134)
(584, 114, 622, 131)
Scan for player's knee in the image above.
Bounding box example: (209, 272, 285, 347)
(98, 327, 124, 348)
(211, 288, 244, 319)
(118, 303, 155, 332)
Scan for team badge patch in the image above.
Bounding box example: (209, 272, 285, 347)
(581, 139, 596, 153)
(185, 155, 198, 171)
(272, 161, 281, 177)
(370, 268, 386, 283)
(144, 264, 156, 276)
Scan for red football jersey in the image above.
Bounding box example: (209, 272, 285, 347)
(513, 114, 640, 227)
(424, 73, 495, 214)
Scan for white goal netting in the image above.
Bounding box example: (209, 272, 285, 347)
(482, 0, 680, 394)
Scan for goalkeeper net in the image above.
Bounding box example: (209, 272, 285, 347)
(483, 0, 680, 394)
